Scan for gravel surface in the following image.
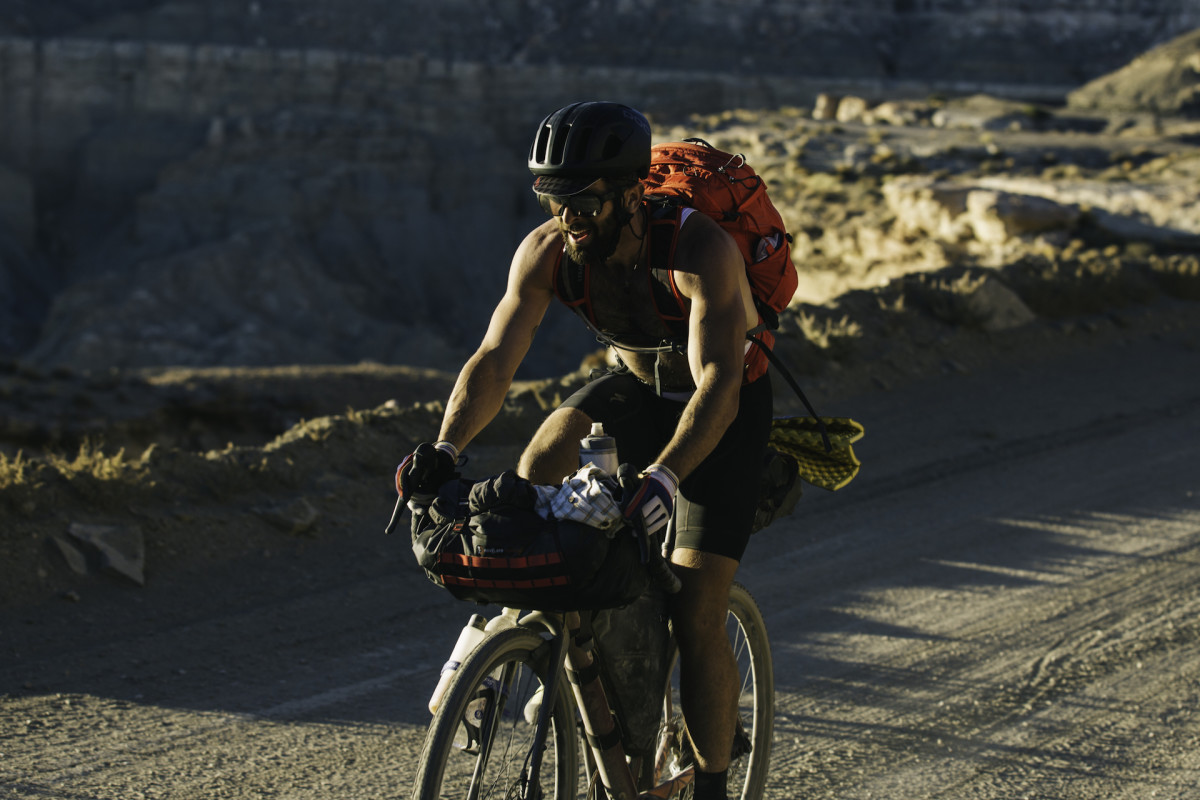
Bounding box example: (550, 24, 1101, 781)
(2, 298, 1197, 799)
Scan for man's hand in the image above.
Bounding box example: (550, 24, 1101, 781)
(621, 464, 679, 539)
(396, 441, 459, 501)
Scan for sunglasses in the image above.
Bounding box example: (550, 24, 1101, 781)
(537, 189, 618, 218)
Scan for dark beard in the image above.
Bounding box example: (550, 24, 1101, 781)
(561, 206, 633, 267)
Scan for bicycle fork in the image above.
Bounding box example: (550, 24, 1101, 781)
(511, 612, 572, 800)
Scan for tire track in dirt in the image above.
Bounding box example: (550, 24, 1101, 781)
(3, 312, 1198, 798)
(745, 388, 1200, 798)
(1, 553, 463, 798)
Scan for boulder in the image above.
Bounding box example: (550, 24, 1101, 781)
(963, 276, 1036, 332)
(55, 522, 146, 585)
(835, 96, 872, 123)
(965, 190, 1082, 245)
(812, 93, 841, 121)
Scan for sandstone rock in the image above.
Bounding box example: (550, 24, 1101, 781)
(1068, 27, 1200, 117)
(974, 176, 1200, 237)
(62, 522, 146, 585)
(930, 95, 1041, 131)
(21, 107, 593, 375)
(2, 9, 1198, 379)
(886, 175, 1197, 251)
(812, 93, 841, 121)
(836, 96, 871, 124)
(963, 276, 1036, 332)
(864, 100, 929, 127)
(965, 190, 1082, 245)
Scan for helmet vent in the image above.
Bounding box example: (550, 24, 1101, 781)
(600, 133, 624, 161)
(533, 125, 552, 164)
(566, 127, 593, 166)
(550, 125, 569, 165)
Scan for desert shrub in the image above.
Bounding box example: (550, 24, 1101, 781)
(45, 439, 134, 482)
(0, 450, 30, 489)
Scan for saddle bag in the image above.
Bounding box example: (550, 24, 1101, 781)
(410, 471, 649, 611)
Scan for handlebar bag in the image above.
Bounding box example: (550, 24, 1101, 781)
(410, 471, 648, 611)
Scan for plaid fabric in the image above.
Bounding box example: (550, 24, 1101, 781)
(534, 465, 622, 530)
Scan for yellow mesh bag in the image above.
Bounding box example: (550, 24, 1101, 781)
(768, 416, 865, 492)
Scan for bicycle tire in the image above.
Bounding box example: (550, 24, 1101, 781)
(656, 581, 774, 800)
(725, 581, 774, 800)
(410, 626, 579, 800)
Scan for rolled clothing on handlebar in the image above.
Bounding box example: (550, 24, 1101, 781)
(533, 464, 623, 530)
(559, 370, 773, 562)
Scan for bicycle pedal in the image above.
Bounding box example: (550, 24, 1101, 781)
(730, 719, 753, 760)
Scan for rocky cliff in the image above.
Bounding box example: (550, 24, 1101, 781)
(0, 1, 1198, 376)
(7, 0, 1198, 86)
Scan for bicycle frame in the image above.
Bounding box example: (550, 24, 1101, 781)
(504, 607, 693, 800)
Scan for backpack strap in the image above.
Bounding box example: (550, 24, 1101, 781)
(746, 335, 832, 452)
(644, 202, 689, 331)
(551, 244, 679, 389)
(552, 249, 596, 327)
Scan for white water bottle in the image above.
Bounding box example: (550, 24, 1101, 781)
(428, 614, 488, 714)
(579, 422, 618, 476)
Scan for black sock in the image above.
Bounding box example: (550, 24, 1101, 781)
(693, 768, 729, 800)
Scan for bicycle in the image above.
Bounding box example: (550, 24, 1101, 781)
(407, 518, 775, 800)
(397, 410, 862, 799)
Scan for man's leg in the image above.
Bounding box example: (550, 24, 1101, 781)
(517, 406, 594, 484)
(668, 547, 740, 785)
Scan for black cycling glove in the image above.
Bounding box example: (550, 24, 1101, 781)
(396, 441, 458, 501)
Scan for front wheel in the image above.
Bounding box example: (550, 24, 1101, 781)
(410, 626, 579, 800)
(724, 582, 774, 800)
(656, 581, 774, 800)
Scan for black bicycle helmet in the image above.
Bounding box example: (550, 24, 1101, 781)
(529, 101, 651, 196)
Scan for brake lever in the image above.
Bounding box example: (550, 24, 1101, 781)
(384, 495, 407, 535)
(384, 491, 437, 535)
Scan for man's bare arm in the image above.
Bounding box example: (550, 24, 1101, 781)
(437, 222, 559, 451)
(650, 216, 749, 481)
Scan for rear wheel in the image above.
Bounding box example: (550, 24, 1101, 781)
(410, 626, 579, 800)
(655, 581, 774, 800)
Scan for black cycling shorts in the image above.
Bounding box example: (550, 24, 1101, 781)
(559, 371, 772, 561)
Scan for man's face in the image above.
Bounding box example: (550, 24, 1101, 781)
(550, 181, 630, 266)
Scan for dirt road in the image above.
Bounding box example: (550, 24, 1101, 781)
(2, 304, 1199, 799)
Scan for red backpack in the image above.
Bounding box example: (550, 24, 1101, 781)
(642, 138, 799, 327)
(550, 138, 830, 446)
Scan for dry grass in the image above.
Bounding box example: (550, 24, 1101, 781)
(794, 311, 864, 349)
(43, 439, 135, 482)
(0, 450, 30, 489)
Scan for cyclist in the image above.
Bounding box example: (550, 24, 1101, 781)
(400, 101, 772, 800)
